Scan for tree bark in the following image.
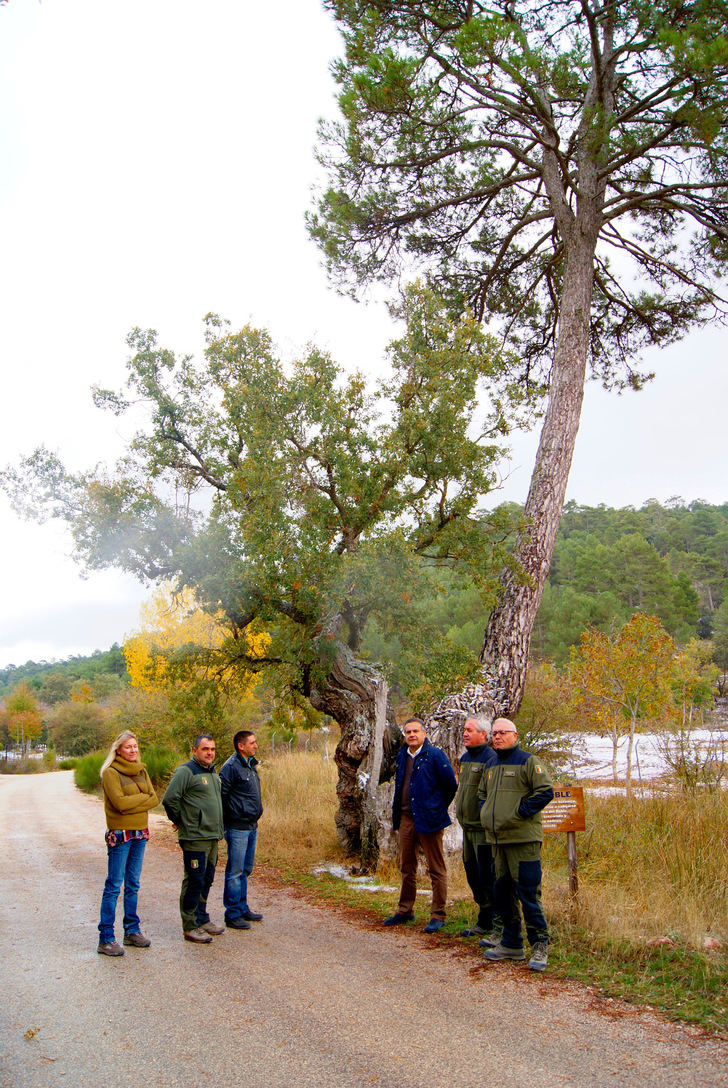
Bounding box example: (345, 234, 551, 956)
(480, 11, 615, 714)
(359, 678, 389, 871)
(481, 238, 597, 713)
(305, 642, 398, 865)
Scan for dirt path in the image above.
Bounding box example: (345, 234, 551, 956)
(1, 772, 726, 1088)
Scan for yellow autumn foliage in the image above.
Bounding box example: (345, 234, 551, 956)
(124, 584, 269, 697)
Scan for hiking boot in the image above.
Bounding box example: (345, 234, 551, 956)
(529, 941, 549, 972)
(240, 910, 263, 922)
(383, 912, 414, 926)
(226, 917, 251, 930)
(97, 941, 124, 957)
(461, 923, 488, 937)
(199, 921, 225, 935)
(482, 942, 526, 962)
(184, 928, 213, 944)
(424, 919, 445, 934)
(478, 930, 503, 948)
(123, 931, 151, 948)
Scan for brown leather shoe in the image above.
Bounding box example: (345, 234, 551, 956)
(97, 941, 124, 956)
(199, 921, 225, 935)
(123, 931, 151, 948)
(184, 927, 212, 943)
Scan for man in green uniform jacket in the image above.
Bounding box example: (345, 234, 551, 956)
(455, 716, 499, 940)
(163, 734, 225, 944)
(477, 718, 554, 972)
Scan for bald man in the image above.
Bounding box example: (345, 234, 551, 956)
(477, 718, 554, 971)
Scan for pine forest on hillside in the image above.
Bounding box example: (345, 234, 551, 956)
(3, 498, 727, 703)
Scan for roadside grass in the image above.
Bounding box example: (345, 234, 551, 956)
(560, 789, 728, 943)
(0, 756, 44, 774)
(546, 928, 728, 1034)
(256, 751, 341, 872)
(255, 750, 728, 1034)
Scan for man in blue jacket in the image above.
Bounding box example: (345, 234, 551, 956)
(384, 717, 458, 933)
(219, 730, 264, 930)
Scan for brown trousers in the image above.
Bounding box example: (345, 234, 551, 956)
(397, 812, 448, 920)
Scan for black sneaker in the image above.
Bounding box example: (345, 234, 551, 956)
(226, 917, 251, 930)
(240, 910, 263, 922)
(461, 923, 488, 937)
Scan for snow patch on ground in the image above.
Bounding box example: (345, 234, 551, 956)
(312, 863, 399, 893)
(571, 729, 728, 782)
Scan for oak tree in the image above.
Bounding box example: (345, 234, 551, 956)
(5, 286, 519, 864)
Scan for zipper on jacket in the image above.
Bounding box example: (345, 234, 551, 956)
(490, 763, 504, 843)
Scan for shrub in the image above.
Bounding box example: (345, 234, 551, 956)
(58, 758, 77, 770)
(0, 756, 43, 775)
(656, 728, 727, 794)
(74, 751, 105, 792)
(49, 701, 113, 757)
(143, 744, 181, 788)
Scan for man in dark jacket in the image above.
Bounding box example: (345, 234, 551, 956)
(384, 718, 458, 934)
(162, 734, 225, 944)
(477, 718, 554, 971)
(219, 730, 263, 930)
(455, 716, 500, 941)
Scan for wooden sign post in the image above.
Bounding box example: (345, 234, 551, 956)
(542, 785, 586, 898)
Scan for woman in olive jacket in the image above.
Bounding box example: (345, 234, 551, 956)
(97, 731, 158, 956)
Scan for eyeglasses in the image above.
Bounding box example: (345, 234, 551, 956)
(491, 730, 515, 736)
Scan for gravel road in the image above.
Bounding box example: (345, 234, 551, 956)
(1, 772, 726, 1088)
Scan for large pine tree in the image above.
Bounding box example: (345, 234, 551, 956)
(309, 0, 728, 711)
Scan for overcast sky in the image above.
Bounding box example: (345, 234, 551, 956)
(1, 0, 725, 670)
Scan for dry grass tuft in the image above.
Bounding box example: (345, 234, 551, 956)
(544, 789, 728, 946)
(256, 750, 342, 870)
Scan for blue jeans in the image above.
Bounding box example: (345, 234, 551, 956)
(223, 827, 257, 921)
(98, 837, 147, 943)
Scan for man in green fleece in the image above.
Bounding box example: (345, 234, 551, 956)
(163, 734, 225, 944)
(455, 716, 499, 941)
(477, 718, 554, 972)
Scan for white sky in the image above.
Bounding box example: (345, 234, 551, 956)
(0, 0, 725, 669)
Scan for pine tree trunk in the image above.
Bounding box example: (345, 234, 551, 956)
(481, 238, 596, 714)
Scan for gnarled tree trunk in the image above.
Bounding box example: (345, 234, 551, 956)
(305, 641, 400, 869)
